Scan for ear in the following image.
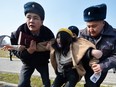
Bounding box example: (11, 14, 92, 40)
(102, 21, 105, 27)
(72, 33, 77, 38)
(41, 20, 43, 25)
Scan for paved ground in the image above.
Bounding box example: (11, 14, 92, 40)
(0, 58, 116, 87)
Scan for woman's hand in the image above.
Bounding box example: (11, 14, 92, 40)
(2, 45, 14, 51)
(92, 49, 103, 59)
(2, 45, 26, 51)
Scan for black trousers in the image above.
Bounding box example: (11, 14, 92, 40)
(52, 68, 79, 87)
(82, 55, 108, 87)
(18, 64, 50, 87)
(84, 69, 108, 87)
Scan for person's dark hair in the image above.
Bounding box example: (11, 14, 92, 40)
(52, 31, 73, 56)
(68, 26, 79, 36)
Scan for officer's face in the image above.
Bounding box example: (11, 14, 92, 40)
(86, 20, 105, 37)
(25, 13, 43, 33)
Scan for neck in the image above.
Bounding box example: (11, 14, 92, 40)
(31, 31, 40, 36)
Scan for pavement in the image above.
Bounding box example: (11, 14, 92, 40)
(0, 58, 116, 87)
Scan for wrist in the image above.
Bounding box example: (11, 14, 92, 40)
(27, 48, 34, 54)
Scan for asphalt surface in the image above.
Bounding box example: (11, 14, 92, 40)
(0, 58, 116, 87)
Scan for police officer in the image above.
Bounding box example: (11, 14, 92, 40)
(80, 4, 116, 87)
(10, 2, 54, 87)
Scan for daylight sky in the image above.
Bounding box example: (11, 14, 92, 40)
(0, 0, 116, 36)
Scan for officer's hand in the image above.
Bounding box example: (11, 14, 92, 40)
(27, 40, 36, 54)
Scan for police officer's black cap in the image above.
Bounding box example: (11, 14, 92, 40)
(68, 26, 79, 36)
(24, 2, 45, 20)
(83, 4, 107, 22)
